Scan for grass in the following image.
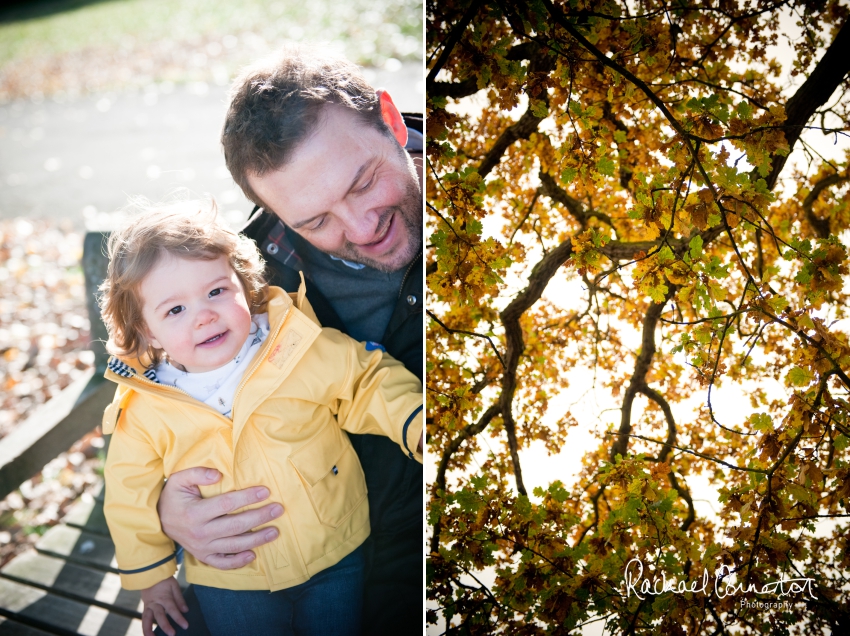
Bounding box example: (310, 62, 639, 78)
(0, 0, 422, 76)
(0, 0, 423, 63)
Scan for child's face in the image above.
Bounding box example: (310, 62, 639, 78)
(139, 254, 253, 373)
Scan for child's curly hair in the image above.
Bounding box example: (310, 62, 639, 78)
(99, 198, 268, 367)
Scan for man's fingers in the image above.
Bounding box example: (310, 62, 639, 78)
(214, 487, 273, 514)
(202, 523, 279, 559)
(203, 500, 282, 539)
(203, 550, 259, 570)
(166, 466, 222, 492)
(187, 488, 274, 528)
(205, 522, 280, 556)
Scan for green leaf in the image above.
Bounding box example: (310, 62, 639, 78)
(750, 413, 773, 432)
(561, 167, 577, 184)
(648, 283, 669, 303)
(658, 245, 675, 263)
(754, 178, 771, 195)
(795, 266, 814, 285)
(530, 99, 549, 118)
(787, 367, 813, 387)
(597, 156, 616, 177)
(797, 313, 815, 330)
(736, 101, 753, 120)
(439, 142, 456, 158)
(689, 235, 704, 260)
(767, 296, 789, 313)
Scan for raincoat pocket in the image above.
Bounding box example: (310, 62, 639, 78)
(288, 423, 367, 528)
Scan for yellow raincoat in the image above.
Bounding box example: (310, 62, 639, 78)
(101, 285, 423, 592)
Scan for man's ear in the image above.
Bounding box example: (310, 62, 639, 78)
(376, 90, 408, 148)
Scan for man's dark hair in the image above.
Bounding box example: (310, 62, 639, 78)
(222, 45, 392, 207)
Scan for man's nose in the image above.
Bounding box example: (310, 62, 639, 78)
(335, 202, 382, 245)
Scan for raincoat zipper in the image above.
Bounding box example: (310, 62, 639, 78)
(232, 305, 290, 412)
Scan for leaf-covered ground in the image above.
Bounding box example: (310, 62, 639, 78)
(0, 219, 100, 567)
(0, 219, 92, 439)
(0, 432, 103, 568)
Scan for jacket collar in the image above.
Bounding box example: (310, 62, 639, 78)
(103, 285, 320, 437)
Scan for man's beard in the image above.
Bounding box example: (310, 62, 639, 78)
(328, 178, 422, 273)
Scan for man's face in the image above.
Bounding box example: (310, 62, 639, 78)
(246, 105, 422, 273)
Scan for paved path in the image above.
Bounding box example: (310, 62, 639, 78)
(0, 62, 423, 230)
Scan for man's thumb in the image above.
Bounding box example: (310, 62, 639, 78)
(169, 466, 221, 487)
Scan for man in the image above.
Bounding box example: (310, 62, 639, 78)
(152, 47, 423, 635)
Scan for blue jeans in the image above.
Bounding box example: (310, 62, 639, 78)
(194, 547, 364, 636)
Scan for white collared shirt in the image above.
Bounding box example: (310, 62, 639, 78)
(152, 314, 270, 417)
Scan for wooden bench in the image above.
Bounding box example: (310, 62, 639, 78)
(0, 483, 146, 635)
(0, 232, 188, 634)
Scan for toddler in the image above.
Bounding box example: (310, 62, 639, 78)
(99, 201, 423, 636)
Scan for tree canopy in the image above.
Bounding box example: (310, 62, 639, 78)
(426, 1, 850, 633)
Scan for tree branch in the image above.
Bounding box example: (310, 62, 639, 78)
(430, 403, 502, 555)
(765, 20, 850, 190)
(802, 172, 850, 238)
(428, 77, 480, 99)
(497, 239, 575, 495)
(640, 385, 695, 531)
(427, 0, 486, 84)
(538, 171, 615, 228)
(610, 287, 676, 461)
(478, 101, 548, 179)
(428, 309, 506, 368)
(428, 42, 543, 99)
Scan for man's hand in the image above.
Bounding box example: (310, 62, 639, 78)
(141, 578, 188, 636)
(157, 467, 283, 570)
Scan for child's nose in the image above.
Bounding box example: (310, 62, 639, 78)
(196, 309, 217, 327)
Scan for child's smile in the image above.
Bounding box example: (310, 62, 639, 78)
(139, 254, 253, 373)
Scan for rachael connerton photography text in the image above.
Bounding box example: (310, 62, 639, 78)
(622, 558, 818, 602)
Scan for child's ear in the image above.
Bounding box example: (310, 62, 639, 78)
(143, 328, 163, 351)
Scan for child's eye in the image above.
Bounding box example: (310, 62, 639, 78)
(209, 287, 224, 298)
(167, 305, 185, 316)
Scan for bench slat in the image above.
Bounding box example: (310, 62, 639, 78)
(0, 577, 143, 635)
(62, 493, 111, 537)
(0, 614, 58, 635)
(35, 525, 118, 572)
(2, 551, 141, 617)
